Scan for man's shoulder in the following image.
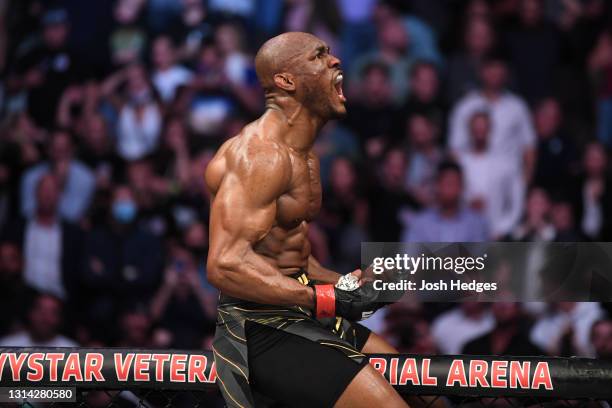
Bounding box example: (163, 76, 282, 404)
(226, 127, 292, 175)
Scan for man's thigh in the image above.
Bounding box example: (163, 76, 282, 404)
(246, 321, 369, 408)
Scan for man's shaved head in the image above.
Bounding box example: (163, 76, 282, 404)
(255, 31, 346, 118)
(255, 32, 320, 92)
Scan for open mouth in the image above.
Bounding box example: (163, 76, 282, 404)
(334, 72, 346, 103)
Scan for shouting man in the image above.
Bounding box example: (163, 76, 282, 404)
(206, 32, 407, 408)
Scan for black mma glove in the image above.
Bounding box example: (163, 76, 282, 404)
(313, 274, 383, 321)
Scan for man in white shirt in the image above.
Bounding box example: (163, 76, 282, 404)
(431, 302, 494, 354)
(449, 53, 536, 181)
(151, 35, 193, 103)
(457, 111, 525, 238)
(0, 293, 77, 347)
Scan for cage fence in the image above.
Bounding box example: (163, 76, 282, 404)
(0, 349, 610, 407)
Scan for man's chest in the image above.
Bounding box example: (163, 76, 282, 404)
(276, 154, 322, 228)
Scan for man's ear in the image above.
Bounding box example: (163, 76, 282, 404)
(273, 73, 296, 92)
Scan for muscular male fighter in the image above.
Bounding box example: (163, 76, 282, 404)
(206, 32, 408, 408)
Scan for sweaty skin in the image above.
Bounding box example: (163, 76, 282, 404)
(206, 32, 408, 408)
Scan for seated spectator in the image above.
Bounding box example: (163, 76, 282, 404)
(345, 62, 400, 159)
(431, 302, 494, 354)
(462, 302, 544, 356)
(101, 64, 162, 160)
(530, 302, 604, 357)
(404, 114, 443, 206)
(591, 318, 612, 360)
(404, 161, 489, 242)
(448, 53, 536, 182)
(0, 292, 77, 347)
(151, 35, 193, 104)
(20, 130, 95, 222)
(573, 142, 612, 240)
(533, 98, 578, 193)
(75, 184, 164, 338)
(369, 149, 420, 242)
(150, 246, 216, 348)
(456, 111, 524, 238)
(11, 174, 82, 299)
(447, 16, 496, 102)
(509, 187, 555, 241)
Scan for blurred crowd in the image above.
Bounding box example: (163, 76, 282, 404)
(1, 0, 612, 365)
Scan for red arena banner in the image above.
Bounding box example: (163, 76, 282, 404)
(0, 348, 611, 399)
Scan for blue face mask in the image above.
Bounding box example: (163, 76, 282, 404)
(112, 200, 137, 224)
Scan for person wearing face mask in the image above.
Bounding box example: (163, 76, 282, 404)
(75, 184, 164, 344)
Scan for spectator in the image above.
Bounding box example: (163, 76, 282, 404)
(589, 29, 612, 148)
(10, 8, 79, 128)
(530, 302, 604, 357)
(150, 246, 216, 348)
(503, 0, 564, 104)
(0, 241, 31, 335)
(509, 187, 555, 241)
(463, 302, 543, 355)
(12, 174, 82, 299)
(431, 302, 494, 354)
(591, 318, 612, 360)
(101, 63, 162, 161)
(404, 114, 443, 206)
(169, 0, 213, 62)
(77, 114, 120, 191)
(456, 111, 524, 238)
(398, 62, 447, 136)
(447, 17, 496, 102)
(116, 305, 152, 347)
(574, 142, 612, 240)
(0, 292, 77, 347)
(448, 53, 536, 182)
(351, 11, 413, 102)
(319, 157, 368, 270)
(20, 130, 96, 222)
(369, 148, 419, 242)
(151, 35, 193, 104)
(345, 62, 399, 158)
(533, 98, 577, 193)
(75, 184, 164, 337)
(551, 200, 585, 242)
(404, 161, 489, 242)
(109, 0, 148, 67)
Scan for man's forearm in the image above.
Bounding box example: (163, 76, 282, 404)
(209, 252, 315, 308)
(307, 255, 341, 284)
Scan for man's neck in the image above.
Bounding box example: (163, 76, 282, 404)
(264, 96, 326, 153)
(438, 204, 459, 218)
(482, 88, 502, 101)
(35, 213, 57, 227)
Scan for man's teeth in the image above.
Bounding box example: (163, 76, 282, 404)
(335, 74, 343, 84)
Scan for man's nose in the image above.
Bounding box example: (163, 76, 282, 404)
(328, 54, 341, 69)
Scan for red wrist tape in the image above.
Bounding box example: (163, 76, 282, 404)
(315, 284, 336, 318)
